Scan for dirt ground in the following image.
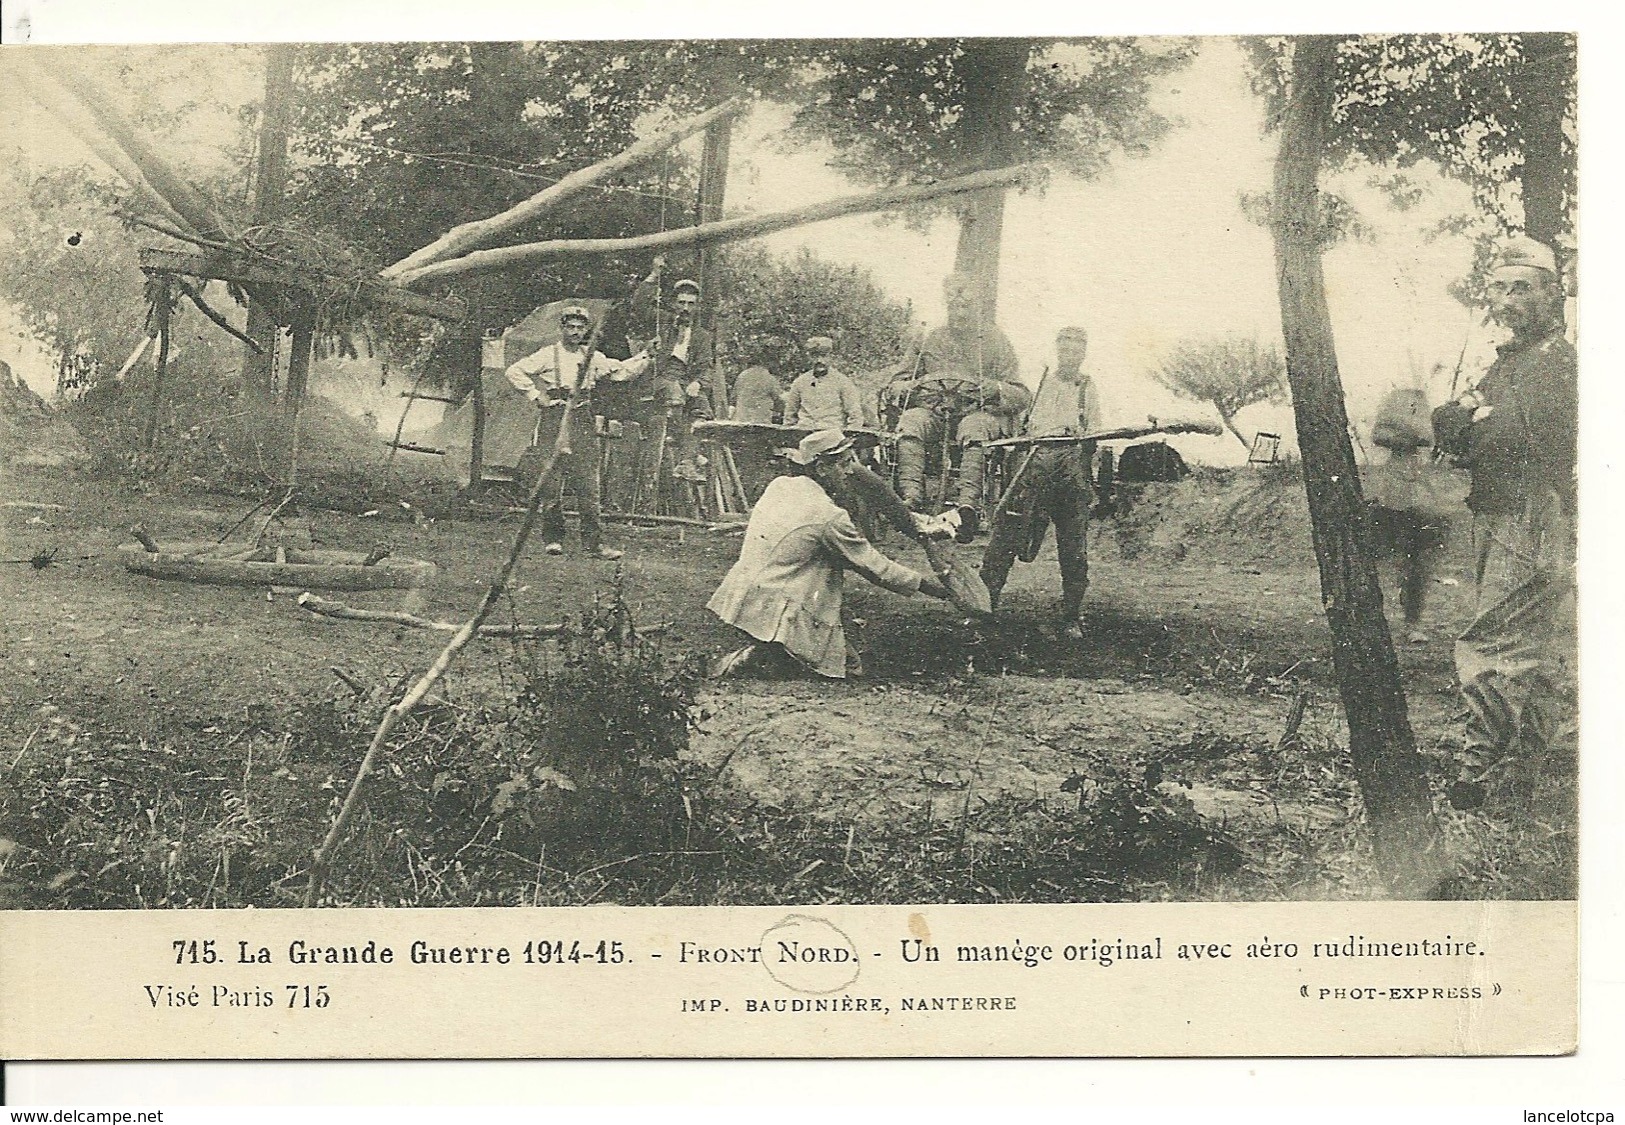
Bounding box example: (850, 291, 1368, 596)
(1, 465, 1482, 854)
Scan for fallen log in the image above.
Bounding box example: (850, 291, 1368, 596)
(396, 165, 1035, 287)
(120, 540, 435, 590)
(296, 592, 671, 639)
(382, 96, 747, 281)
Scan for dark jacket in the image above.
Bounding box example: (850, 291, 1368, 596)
(1432, 330, 1577, 516)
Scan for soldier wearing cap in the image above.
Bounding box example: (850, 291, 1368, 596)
(629, 259, 720, 487)
(707, 429, 950, 679)
(1432, 236, 1577, 809)
(887, 272, 1031, 524)
(783, 336, 867, 431)
(980, 325, 1104, 638)
(504, 303, 650, 560)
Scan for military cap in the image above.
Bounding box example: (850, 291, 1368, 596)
(559, 305, 591, 324)
(805, 336, 835, 356)
(1491, 237, 1558, 275)
(672, 278, 702, 296)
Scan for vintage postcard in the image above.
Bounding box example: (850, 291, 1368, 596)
(0, 29, 1586, 1061)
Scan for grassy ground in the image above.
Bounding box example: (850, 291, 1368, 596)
(0, 462, 1577, 907)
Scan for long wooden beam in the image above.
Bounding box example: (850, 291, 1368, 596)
(139, 248, 467, 323)
(381, 96, 749, 282)
(395, 164, 1035, 288)
(6, 56, 195, 235)
(12, 52, 238, 242)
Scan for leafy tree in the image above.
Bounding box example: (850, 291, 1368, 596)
(710, 245, 911, 378)
(782, 38, 1195, 324)
(1154, 336, 1286, 450)
(1246, 34, 1576, 259)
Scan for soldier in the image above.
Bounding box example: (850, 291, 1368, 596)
(980, 326, 1103, 638)
(707, 430, 951, 679)
(505, 305, 649, 560)
(731, 336, 788, 425)
(782, 336, 866, 430)
(889, 273, 1031, 530)
(1431, 237, 1577, 809)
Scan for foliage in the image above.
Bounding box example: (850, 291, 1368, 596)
(1244, 34, 1576, 245)
(786, 38, 1195, 188)
(286, 42, 718, 332)
(1153, 335, 1287, 447)
(711, 245, 912, 376)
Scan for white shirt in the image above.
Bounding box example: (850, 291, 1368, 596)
(1027, 367, 1102, 438)
(505, 342, 649, 404)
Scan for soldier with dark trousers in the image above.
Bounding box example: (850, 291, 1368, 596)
(1431, 237, 1577, 810)
(506, 305, 649, 560)
(980, 326, 1103, 638)
(889, 273, 1030, 529)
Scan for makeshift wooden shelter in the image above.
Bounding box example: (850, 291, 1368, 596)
(17, 53, 1033, 513)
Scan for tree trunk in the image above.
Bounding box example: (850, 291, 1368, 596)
(241, 45, 296, 404)
(1271, 36, 1440, 896)
(950, 39, 1030, 325)
(1512, 34, 1574, 262)
(1218, 411, 1249, 452)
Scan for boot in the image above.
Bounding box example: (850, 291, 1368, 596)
(895, 437, 928, 509)
(955, 442, 987, 509)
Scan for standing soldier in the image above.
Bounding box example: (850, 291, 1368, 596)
(980, 326, 1103, 638)
(1431, 237, 1577, 809)
(505, 305, 649, 560)
(783, 336, 866, 430)
(888, 273, 1031, 530)
(632, 257, 719, 489)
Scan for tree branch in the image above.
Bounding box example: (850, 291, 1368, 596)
(395, 165, 1036, 287)
(381, 96, 749, 281)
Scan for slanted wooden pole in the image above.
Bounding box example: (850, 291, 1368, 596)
(12, 53, 236, 241)
(382, 96, 748, 281)
(8, 58, 193, 234)
(143, 279, 172, 453)
(395, 165, 1035, 288)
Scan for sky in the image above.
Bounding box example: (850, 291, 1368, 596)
(3, 37, 1505, 464)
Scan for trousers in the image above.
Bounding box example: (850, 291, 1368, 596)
(526, 407, 605, 549)
(980, 446, 1092, 621)
(1455, 490, 1575, 775)
(895, 407, 1009, 508)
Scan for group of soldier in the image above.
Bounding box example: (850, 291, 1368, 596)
(502, 236, 1576, 813)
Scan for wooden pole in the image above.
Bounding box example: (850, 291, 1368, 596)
(284, 312, 314, 419)
(382, 96, 748, 281)
(1270, 36, 1438, 894)
(469, 364, 487, 493)
(7, 59, 193, 234)
(242, 45, 297, 403)
(395, 165, 1034, 288)
(695, 115, 734, 417)
(143, 279, 172, 453)
(12, 53, 236, 241)
(303, 389, 593, 906)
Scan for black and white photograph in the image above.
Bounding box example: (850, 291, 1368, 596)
(0, 24, 1599, 1068)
